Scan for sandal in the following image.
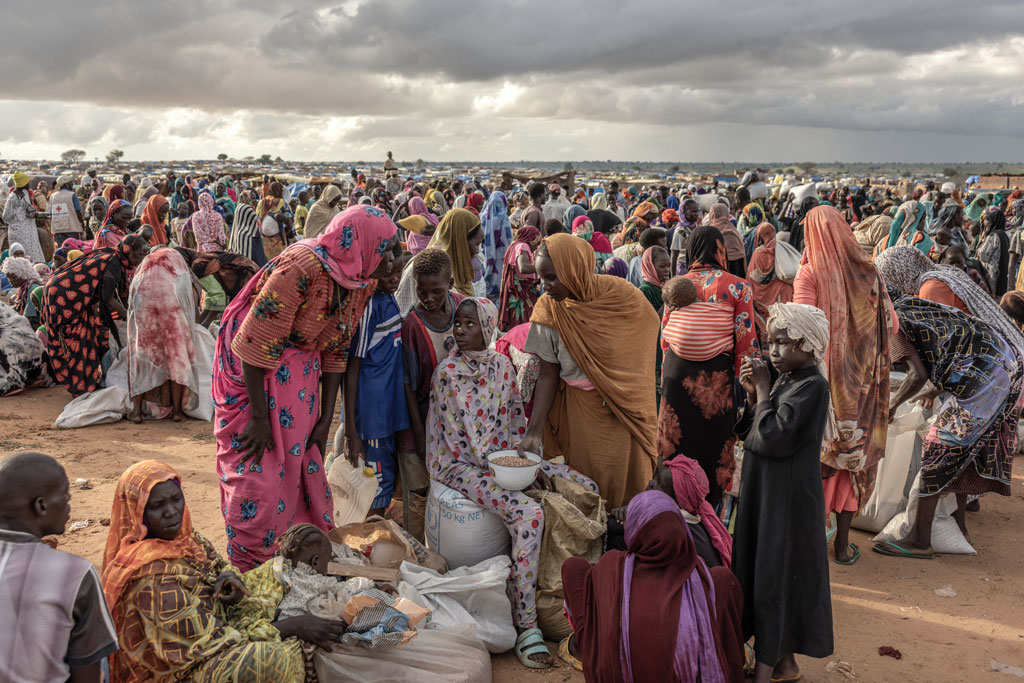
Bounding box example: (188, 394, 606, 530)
(558, 635, 583, 671)
(515, 627, 552, 669)
(872, 540, 934, 559)
(835, 542, 860, 565)
(770, 675, 802, 683)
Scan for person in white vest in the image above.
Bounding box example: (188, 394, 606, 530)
(48, 175, 86, 243)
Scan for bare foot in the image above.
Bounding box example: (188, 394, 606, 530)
(129, 411, 143, 424)
(171, 411, 186, 423)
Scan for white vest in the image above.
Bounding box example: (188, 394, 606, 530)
(49, 189, 83, 235)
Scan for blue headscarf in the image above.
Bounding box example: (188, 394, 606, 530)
(480, 190, 512, 299)
(562, 204, 586, 233)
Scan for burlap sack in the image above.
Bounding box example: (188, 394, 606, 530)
(527, 476, 607, 640)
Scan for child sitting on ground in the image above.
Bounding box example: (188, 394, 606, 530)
(343, 245, 411, 516)
(660, 276, 735, 362)
(733, 302, 834, 683)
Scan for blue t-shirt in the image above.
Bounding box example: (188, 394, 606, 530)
(350, 291, 410, 440)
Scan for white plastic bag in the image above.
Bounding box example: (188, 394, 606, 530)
(184, 324, 215, 421)
(773, 240, 801, 284)
(874, 472, 976, 555)
(853, 402, 926, 533)
(398, 556, 517, 653)
(54, 386, 130, 428)
(314, 624, 491, 683)
(425, 480, 511, 569)
(328, 455, 378, 527)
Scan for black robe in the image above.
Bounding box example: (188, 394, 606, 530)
(733, 365, 834, 666)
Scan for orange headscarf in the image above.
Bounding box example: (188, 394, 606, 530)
(632, 201, 659, 222)
(530, 233, 660, 453)
(101, 460, 206, 610)
(801, 206, 891, 498)
(140, 194, 170, 246)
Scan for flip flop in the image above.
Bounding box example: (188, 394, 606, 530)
(872, 540, 934, 559)
(515, 627, 552, 669)
(835, 542, 860, 565)
(558, 635, 583, 671)
(770, 675, 802, 683)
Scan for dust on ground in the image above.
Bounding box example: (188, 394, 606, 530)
(7, 388, 1024, 682)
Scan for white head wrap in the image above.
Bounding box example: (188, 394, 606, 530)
(2, 256, 41, 282)
(767, 302, 838, 448)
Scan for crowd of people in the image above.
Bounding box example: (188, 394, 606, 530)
(2, 162, 1023, 682)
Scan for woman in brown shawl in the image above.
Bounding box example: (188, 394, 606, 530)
(793, 205, 892, 565)
(518, 233, 660, 508)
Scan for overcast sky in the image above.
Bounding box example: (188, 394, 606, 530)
(2, 0, 1022, 163)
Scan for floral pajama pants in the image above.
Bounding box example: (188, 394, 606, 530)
(434, 461, 596, 629)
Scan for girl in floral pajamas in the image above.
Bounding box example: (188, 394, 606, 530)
(426, 296, 596, 669)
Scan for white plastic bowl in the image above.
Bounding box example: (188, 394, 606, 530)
(487, 450, 542, 490)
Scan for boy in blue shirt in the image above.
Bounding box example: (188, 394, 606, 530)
(343, 246, 411, 514)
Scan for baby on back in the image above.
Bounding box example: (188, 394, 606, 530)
(661, 276, 735, 361)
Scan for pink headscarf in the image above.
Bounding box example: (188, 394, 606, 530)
(667, 456, 732, 568)
(640, 246, 663, 288)
(294, 205, 397, 289)
(408, 196, 439, 226)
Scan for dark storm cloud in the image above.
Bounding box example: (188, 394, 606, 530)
(0, 0, 1022, 157)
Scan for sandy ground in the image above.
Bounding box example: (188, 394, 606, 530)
(4, 386, 1024, 682)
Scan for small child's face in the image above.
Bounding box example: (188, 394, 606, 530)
(453, 302, 486, 352)
(291, 536, 332, 575)
(378, 255, 406, 295)
(653, 251, 672, 283)
(766, 321, 815, 374)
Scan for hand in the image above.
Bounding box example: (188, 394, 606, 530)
(739, 357, 757, 399)
(305, 419, 332, 465)
(276, 615, 348, 651)
(212, 572, 251, 606)
(534, 469, 554, 492)
(611, 506, 627, 523)
(238, 413, 273, 467)
(345, 433, 365, 468)
(517, 432, 541, 459)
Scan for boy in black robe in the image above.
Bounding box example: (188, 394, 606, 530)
(735, 302, 835, 683)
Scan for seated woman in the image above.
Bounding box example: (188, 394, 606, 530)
(561, 490, 745, 683)
(0, 300, 49, 396)
(875, 286, 1022, 558)
(125, 247, 204, 423)
(426, 296, 596, 670)
(2, 256, 44, 328)
(102, 461, 341, 682)
(41, 234, 149, 396)
(607, 458, 732, 569)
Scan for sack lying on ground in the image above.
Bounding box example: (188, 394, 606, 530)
(425, 479, 511, 569)
(874, 472, 975, 555)
(314, 624, 491, 683)
(398, 555, 517, 653)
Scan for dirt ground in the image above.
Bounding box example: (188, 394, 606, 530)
(4, 387, 1024, 682)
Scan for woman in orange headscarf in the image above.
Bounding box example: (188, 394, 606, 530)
(102, 460, 309, 683)
(518, 233, 660, 507)
(746, 222, 793, 336)
(793, 205, 892, 566)
(140, 193, 171, 246)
